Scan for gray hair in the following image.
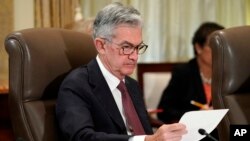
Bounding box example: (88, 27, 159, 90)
(92, 2, 143, 40)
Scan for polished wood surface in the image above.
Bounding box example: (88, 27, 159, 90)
(0, 86, 9, 94)
(0, 88, 14, 141)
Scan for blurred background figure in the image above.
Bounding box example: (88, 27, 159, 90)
(157, 22, 224, 123)
(157, 22, 224, 141)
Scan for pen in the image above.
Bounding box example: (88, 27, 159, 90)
(147, 108, 163, 114)
(190, 100, 208, 110)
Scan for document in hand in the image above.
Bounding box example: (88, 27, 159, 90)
(179, 109, 229, 141)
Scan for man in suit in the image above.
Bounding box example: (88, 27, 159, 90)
(56, 2, 186, 141)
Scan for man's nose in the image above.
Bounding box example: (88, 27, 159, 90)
(128, 48, 139, 60)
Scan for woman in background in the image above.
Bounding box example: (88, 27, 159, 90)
(157, 22, 224, 141)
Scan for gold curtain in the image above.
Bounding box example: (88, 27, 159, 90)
(247, 0, 250, 25)
(0, 0, 13, 90)
(35, 0, 78, 28)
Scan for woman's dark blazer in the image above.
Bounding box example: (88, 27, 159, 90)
(157, 58, 207, 123)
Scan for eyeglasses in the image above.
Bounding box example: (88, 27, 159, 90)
(102, 38, 148, 55)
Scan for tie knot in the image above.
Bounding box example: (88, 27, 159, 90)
(117, 81, 126, 93)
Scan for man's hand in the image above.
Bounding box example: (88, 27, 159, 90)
(145, 123, 187, 141)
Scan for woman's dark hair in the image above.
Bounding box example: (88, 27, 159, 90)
(192, 22, 224, 55)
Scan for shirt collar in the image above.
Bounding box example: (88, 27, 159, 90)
(96, 55, 122, 91)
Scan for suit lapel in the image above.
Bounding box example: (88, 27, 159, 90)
(87, 59, 127, 132)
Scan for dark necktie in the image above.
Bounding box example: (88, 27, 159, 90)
(117, 81, 145, 135)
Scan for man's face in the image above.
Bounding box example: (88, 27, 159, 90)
(98, 25, 143, 80)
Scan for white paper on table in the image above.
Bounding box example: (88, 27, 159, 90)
(179, 109, 229, 141)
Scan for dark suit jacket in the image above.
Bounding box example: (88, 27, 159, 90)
(157, 58, 206, 123)
(56, 59, 153, 141)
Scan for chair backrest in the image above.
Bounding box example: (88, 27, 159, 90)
(4, 28, 97, 141)
(210, 26, 250, 141)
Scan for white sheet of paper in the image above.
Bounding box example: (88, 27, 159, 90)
(179, 109, 229, 141)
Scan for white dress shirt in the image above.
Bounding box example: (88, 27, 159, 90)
(96, 56, 146, 141)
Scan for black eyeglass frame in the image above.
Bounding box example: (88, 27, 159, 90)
(101, 37, 148, 55)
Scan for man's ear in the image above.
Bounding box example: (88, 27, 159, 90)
(94, 38, 106, 54)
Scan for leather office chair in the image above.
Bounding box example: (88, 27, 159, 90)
(4, 28, 97, 141)
(210, 26, 250, 141)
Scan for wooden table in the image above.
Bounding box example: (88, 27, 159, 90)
(0, 87, 14, 141)
(0, 86, 8, 94)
